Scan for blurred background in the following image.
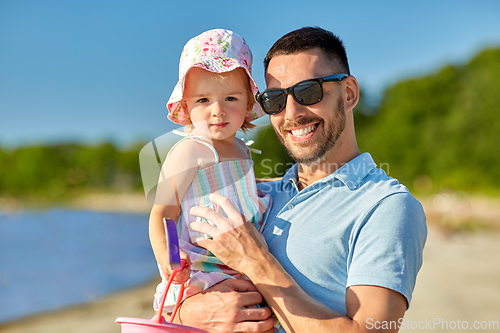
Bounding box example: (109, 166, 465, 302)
(1, 0, 499, 332)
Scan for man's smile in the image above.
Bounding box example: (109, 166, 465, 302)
(286, 123, 319, 142)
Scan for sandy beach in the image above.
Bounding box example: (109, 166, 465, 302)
(401, 227, 500, 332)
(1, 193, 499, 332)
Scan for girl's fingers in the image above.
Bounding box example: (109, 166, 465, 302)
(179, 250, 192, 265)
(172, 267, 191, 284)
(161, 268, 171, 280)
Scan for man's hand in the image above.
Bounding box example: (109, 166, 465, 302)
(189, 193, 268, 275)
(177, 278, 275, 333)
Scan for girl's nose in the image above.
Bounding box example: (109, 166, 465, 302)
(211, 102, 225, 117)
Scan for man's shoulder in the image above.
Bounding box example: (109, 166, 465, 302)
(356, 166, 408, 196)
(352, 165, 425, 216)
(354, 167, 426, 231)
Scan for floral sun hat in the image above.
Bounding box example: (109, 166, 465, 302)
(167, 29, 266, 125)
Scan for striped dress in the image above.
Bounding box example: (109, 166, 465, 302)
(154, 133, 271, 311)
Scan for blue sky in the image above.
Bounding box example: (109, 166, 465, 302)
(1, 0, 499, 148)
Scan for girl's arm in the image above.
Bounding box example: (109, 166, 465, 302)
(149, 203, 191, 283)
(149, 139, 215, 283)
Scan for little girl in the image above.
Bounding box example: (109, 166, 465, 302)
(149, 29, 270, 314)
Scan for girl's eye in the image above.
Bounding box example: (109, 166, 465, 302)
(197, 98, 208, 103)
(226, 96, 237, 101)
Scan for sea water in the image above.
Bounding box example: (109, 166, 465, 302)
(0, 209, 157, 323)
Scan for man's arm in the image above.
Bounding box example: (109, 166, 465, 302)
(189, 193, 408, 333)
(229, 236, 406, 333)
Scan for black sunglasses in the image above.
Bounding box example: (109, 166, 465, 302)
(255, 73, 348, 115)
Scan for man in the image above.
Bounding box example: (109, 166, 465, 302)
(177, 27, 427, 333)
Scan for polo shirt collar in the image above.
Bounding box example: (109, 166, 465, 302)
(280, 153, 377, 191)
(281, 163, 299, 191)
(333, 153, 377, 190)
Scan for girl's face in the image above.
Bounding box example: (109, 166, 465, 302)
(182, 68, 250, 143)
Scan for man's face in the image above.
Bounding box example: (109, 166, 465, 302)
(266, 48, 346, 164)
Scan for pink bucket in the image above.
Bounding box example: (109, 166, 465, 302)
(115, 316, 207, 333)
(116, 260, 208, 333)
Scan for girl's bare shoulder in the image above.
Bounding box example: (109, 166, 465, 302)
(166, 138, 216, 168)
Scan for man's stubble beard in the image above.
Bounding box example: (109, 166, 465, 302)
(273, 97, 346, 164)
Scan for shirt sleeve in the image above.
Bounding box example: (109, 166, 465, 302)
(346, 192, 427, 308)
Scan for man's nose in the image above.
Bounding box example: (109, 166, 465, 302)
(284, 94, 306, 121)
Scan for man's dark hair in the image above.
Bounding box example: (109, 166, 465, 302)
(264, 26, 350, 75)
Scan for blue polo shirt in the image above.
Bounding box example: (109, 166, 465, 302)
(257, 153, 427, 318)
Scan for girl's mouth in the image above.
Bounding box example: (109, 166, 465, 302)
(211, 122, 229, 129)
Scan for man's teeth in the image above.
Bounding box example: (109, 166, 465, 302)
(291, 125, 316, 137)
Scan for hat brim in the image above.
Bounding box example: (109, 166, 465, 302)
(167, 61, 265, 125)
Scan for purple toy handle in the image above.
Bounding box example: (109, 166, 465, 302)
(164, 218, 181, 270)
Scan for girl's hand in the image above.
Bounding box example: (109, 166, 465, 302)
(161, 250, 192, 284)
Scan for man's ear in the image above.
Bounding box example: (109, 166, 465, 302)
(344, 76, 360, 112)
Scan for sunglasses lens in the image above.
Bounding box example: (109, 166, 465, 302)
(260, 90, 286, 115)
(293, 81, 322, 105)
(259, 79, 324, 114)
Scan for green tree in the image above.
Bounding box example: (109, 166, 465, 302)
(0, 142, 144, 198)
(356, 47, 500, 193)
